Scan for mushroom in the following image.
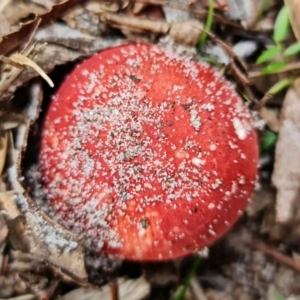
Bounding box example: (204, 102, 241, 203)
(39, 44, 258, 261)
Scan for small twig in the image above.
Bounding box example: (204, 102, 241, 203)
(0, 294, 36, 300)
(227, 62, 259, 106)
(257, 93, 272, 109)
(249, 240, 300, 273)
(1, 253, 9, 276)
(48, 280, 60, 298)
(110, 280, 119, 300)
(204, 30, 248, 74)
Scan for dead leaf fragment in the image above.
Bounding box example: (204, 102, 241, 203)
(285, 0, 300, 41)
(62, 5, 107, 36)
(60, 277, 150, 300)
(225, 0, 260, 27)
(0, 18, 40, 56)
(23, 208, 87, 281)
(1, 22, 119, 103)
(102, 12, 170, 34)
(259, 106, 280, 132)
(0, 191, 21, 219)
(0, 0, 10, 13)
(2, 190, 88, 282)
(0, 213, 8, 245)
(132, 2, 148, 15)
(0, 0, 95, 56)
(0, 131, 8, 175)
(102, 12, 204, 46)
(163, 0, 193, 23)
(272, 78, 300, 223)
(0, 13, 10, 42)
(169, 20, 203, 46)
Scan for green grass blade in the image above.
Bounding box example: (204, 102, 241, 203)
(284, 42, 300, 56)
(256, 45, 282, 64)
(261, 130, 277, 151)
(198, 0, 214, 47)
(262, 61, 286, 74)
(275, 294, 286, 300)
(268, 78, 293, 94)
(273, 5, 290, 43)
(172, 255, 202, 300)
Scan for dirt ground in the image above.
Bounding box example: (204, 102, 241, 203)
(1, 0, 300, 299)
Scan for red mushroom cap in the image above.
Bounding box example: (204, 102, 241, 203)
(39, 44, 258, 261)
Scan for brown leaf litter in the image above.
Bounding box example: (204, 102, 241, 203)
(272, 78, 300, 223)
(1, 0, 300, 299)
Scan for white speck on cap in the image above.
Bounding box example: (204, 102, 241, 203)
(208, 203, 215, 209)
(233, 117, 247, 140)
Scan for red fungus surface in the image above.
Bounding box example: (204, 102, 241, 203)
(39, 44, 258, 261)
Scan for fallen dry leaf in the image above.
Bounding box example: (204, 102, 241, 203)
(63, 0, 125, 35)
(2, 186, 88, 282)
(23, 208, 87, 281)
(0, 76, 88, 284)
(285, 0, 300, 41)
(0, 18, 119, 104)
(102, 12, 204, 46)
(0, 0, 91, 56)
(60, 277, 150, 300)
(0, 213, 8, 245)
(0, 0, 10, 13)
(2, 0, 299, 298)
(102, 12, 170, 35)
(2, 1, 46, 26)
(259, 106, 280, 132)
(0, 13, 10, 42)
(163, 0, 194, 23)
(246, 184, 275, 218)
(169, 19, 203, 46)
(62, 4, 109, 36)
(272, 78, 300, 223)
(132, 2, 148, 15)
(225, 0, 263, 27)
(30, 0, 58, 9)
(0, 191, 21, 219)
(0, 18, 40, 56)
(0, 131, 8, 175)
